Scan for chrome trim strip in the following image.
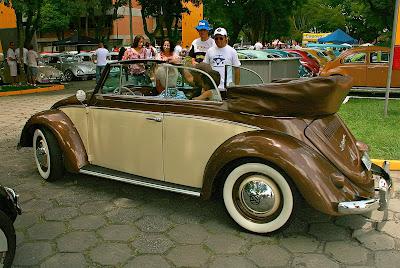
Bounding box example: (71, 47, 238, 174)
(338, 199, 380, 214)
(79, 169, 201, 197)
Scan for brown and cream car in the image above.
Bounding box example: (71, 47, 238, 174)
(18, 59, 392, 234)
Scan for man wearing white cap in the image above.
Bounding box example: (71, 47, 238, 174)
(189, 19, 215, 64)
(204, 27, 240, 91)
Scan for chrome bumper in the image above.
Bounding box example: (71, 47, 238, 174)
(338, 161, 392, 215)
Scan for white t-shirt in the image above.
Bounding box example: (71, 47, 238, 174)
(174, 45, 182, 55)
(254, 42, 263, 50)
(189, 38, 215, 63)
(95, 47, 109, 66)
(7, 48, 16, 65)
(27, 50, 39, 67)
(204, 45, 241, 89)
(15, 47, 28, 64)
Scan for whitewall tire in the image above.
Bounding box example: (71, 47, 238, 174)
(223, 163, 296, 233)
(33, 128, 64, 181)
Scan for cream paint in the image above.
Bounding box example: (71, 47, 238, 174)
(163, 114, 259, 188)
(60, 107, 89, 152)
(88, 108, 164, 181)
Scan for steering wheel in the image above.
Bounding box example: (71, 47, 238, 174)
(120, 86, 135, 95)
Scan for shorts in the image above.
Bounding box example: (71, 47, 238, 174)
(28, 66, 38, 77)
(8, 62, 17, 77)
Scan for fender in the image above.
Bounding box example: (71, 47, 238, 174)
(18, 109, 89, 172)
(202, 130, 362, 216)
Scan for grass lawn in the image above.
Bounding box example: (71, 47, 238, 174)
(0, 84, 39, 92)
(338, 98, 400, 160)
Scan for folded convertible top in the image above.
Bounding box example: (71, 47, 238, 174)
(227, 76, 353, 117)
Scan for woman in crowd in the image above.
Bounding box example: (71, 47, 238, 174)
(156, 39, 180, 64)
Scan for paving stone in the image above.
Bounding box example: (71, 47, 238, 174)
(375, 250, 400, 268)
(89, 243, 133, 266)
(40, 253, 87, 268)
(13, 242, 53, 266)
(291, 254, 340, 268)
(57, 231, 98, 252)
(70, 215, 106, 230)
(168, 210, 206, 224)
(325, 241, 368, 265)
(205, 233, 247, 254)
(135, 215, 172, 232)
(363, 210, 393, 221)
(203, 217, 239, 234)
(132, 233, 174, 254)
(209, 255, 257, 268)
(166, 245, 209, 267)
(113, 197, 143, 208)
(309, 222, 350, 241)
(22, 199, 53, 213)
(279, 235, 319, 253)
(124, 255, 170, 268)
(388, 199, 400, 213)
(247, 244, 291, 267)
(335, 215, 374, 230)
(168, 224, 209, 244)
(377, 221, 400, 238)
(79, 200, 115, 215)
(355, 230, 395, 250)
(106, 207, 143, 224)
(98, 224, 138, 241)
(239, 231, 279, 244)
(27, 222, 66, 240)
(282, 217, 309, 235)
(44, 207, 79, 221)
(14, 212, 38, 229)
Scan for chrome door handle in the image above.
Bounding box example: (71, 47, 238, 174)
(146, 117, 162, 122)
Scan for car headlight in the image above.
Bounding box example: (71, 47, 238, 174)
(40, 73, 45, 78)
(77, 69, 83, 75)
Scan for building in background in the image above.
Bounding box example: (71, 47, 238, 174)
(0, 1, 17, 53)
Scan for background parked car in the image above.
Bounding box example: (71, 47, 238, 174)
(285, 49, 320, 76)
(41, 53, 96, 82)
(320, 46, 400, 88)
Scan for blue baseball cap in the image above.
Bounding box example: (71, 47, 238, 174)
(195, 20, 212, 31)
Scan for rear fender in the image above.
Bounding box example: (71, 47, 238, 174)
(202, 130, 363, 216)
(18, 109, 88, 172)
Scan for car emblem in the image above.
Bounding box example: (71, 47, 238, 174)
(339, 134, 346, 151)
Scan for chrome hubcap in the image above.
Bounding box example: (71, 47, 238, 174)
(239, 175, 281, 217)
(35, 139, 48, 170)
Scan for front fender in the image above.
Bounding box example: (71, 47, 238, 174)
(202, 130, 360, 216)
(18, 109, 88, 172)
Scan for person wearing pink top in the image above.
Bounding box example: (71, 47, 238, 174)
(156, 39, 180, 64)
(123, 35, 147, 76)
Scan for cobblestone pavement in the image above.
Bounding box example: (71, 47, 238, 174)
(1, 81, 399, 267)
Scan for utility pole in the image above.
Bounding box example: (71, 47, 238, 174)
(129, 0, 133, 44)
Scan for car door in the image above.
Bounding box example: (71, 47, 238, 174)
(162, 65, 260, 188)
(86, 63, 164, 181)
(366, 51, 389, 87)
(340, 52, 367, 86)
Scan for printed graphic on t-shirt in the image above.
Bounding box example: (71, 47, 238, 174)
(211, 55, 225, 66)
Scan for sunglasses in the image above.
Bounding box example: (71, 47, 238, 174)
(214, 37, 225, 41)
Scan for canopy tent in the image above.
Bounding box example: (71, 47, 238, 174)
(53, 35, 99, 46)
(318, 29, 357, 44)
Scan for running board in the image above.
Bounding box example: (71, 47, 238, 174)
(80, 165, 201, 197)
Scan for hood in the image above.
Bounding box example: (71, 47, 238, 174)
(51, 91, 93, 109)
(227, 76, 352, 117)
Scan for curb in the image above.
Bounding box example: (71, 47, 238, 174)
(372, 159, 400, 171)
(0, 84, 64, 97)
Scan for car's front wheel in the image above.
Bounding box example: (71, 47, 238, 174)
(223, 163, 297, 233)
(0, 210, 16, 268)
(33, 128, 64, 181)
(64, 70, 74, 82)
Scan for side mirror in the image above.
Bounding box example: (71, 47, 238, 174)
(76, 90, 86, 103)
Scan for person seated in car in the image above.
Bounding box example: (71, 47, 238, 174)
(155, 65, 187, 100)
(192, 62, 221, 101)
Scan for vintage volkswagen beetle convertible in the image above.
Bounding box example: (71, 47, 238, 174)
(0, 185, 21, 267)
(18, 59, 392, 234)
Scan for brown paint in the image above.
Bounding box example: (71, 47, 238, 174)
(18, 110, 89, 172)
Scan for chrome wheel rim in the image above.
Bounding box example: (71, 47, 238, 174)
(65, 71, 73, 81)
(35, 138, 48, 172)
(0, 227, 8, 265)
(234, 174, 281, 221)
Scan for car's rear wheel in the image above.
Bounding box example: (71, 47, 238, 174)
(223, 163, 297, 233)
(33, 128, 64, 181)
(0, 210, 16, 268)
(64, 70, 74, 82)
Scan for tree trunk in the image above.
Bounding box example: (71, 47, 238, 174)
(129, 0, 133, 43)
(85, 16, 89, 36)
